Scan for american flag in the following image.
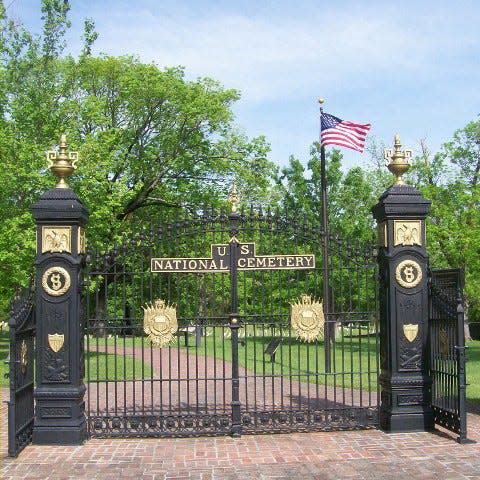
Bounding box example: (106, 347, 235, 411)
(321, 112, 371, 152)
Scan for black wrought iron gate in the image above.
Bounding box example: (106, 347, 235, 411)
(6, 285, 36, 457)
(84, 207, 379, 437)
(429, 269, 468, 443)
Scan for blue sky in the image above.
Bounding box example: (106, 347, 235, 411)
(7, 0, 480, 170)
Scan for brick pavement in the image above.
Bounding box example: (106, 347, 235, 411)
(2, 386, 480, 479)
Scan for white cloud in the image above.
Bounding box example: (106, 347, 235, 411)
(89, 4, 457, 103)
(14, 0, 480, 167)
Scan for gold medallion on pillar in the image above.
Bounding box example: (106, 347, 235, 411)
(142, 299, 178, 347)
(48, 333, 65, 352)
(395, 259, 422, 289)
(403, 324, 419, 342)
(290, 295, 325, 342)
(42, 266, 71, 296)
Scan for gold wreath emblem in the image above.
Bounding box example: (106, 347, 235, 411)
(290, 295, 325, 342)
(395, 259, 422, 289)
(142, 299, 178, 347)
(42, 266, 71, 296)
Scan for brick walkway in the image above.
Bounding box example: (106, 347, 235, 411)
(2, 388, 480, 479)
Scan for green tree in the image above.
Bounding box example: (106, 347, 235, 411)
(407, 121, 480, 329)
(276, 145, 380, 242)
(0, 1, 276, 317)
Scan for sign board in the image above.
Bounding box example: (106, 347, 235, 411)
(151, 241, 315, 273)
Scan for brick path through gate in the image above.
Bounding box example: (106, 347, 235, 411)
(2, 385, 480, 479)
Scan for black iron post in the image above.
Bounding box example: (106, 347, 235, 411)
(319, 100, 332, 373)
(455, 288, 468, 443)
(372, 135, 433, 432)
(320, 143, 332, 373)
(31, 136, 89, 444)
(229, 209, 242, 437)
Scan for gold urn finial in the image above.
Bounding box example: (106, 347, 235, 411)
(46, 134, 79, 188)
(384, 134, 413, 186)
(228, 183, 240, 213)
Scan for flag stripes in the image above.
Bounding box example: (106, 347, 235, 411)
(321, 113, 371, 153)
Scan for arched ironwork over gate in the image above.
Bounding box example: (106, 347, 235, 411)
(83, 206, 379, 437)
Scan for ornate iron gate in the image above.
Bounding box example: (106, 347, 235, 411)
(6, 284, 36, 457)
(84, 207, 379, 437)
(429, 269, 468, 443)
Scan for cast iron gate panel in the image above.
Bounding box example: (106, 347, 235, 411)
(429, 268, 467, 443)
(236, 212, 379, 433)
(84, 207, 379, 437)
(6, 285, 36, 457)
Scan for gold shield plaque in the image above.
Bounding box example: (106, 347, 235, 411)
(143, 299, 178, 347)
(290, 295, 325, 342)
(48, 333, 65, 352)
(403, 324, 419, 343)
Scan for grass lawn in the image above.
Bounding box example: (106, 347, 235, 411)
(84, 327, 379, 391)
(467, 340, 480, 404)
(85, 350, 152, 382)
(0, 330, 8, 388)
(1, 328, 479, 403)
(189, 328, 380, 391)
(0, 331, 150, 387)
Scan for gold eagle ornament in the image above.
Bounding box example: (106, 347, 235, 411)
(142, 299, 178, 347)
(290, 295, 325, 342)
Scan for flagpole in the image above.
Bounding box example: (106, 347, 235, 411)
(319, 98, 331, 373)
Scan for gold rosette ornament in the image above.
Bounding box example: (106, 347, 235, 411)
(290, 295, 325, 342)
(142, 299, 178, 347)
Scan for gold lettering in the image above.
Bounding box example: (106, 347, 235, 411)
(152, 260, 162, 271)
(188, 260, 197, 270)
(209, 260, 218, 270)
(305, 256, 313, 266)
(198, 259, 208, 270)
(217, 246, 227, 256)
(164, 260, 173, 270)
(173, 259, 181, 268)
(268, 257, 276, 267)
(219, 259, 227, 270)
(277, 257, 285, 267)
(238, 258, 246, 268)
(286, 257, 294, 267)
(256, 257, 267, 268)
(247, 258, 256, 268)
(296, 257, 304, 267)
(240, 244, 250, 255)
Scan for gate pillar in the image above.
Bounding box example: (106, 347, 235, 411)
(31, 135, 89, 444)
(372, 135, 433, 432)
